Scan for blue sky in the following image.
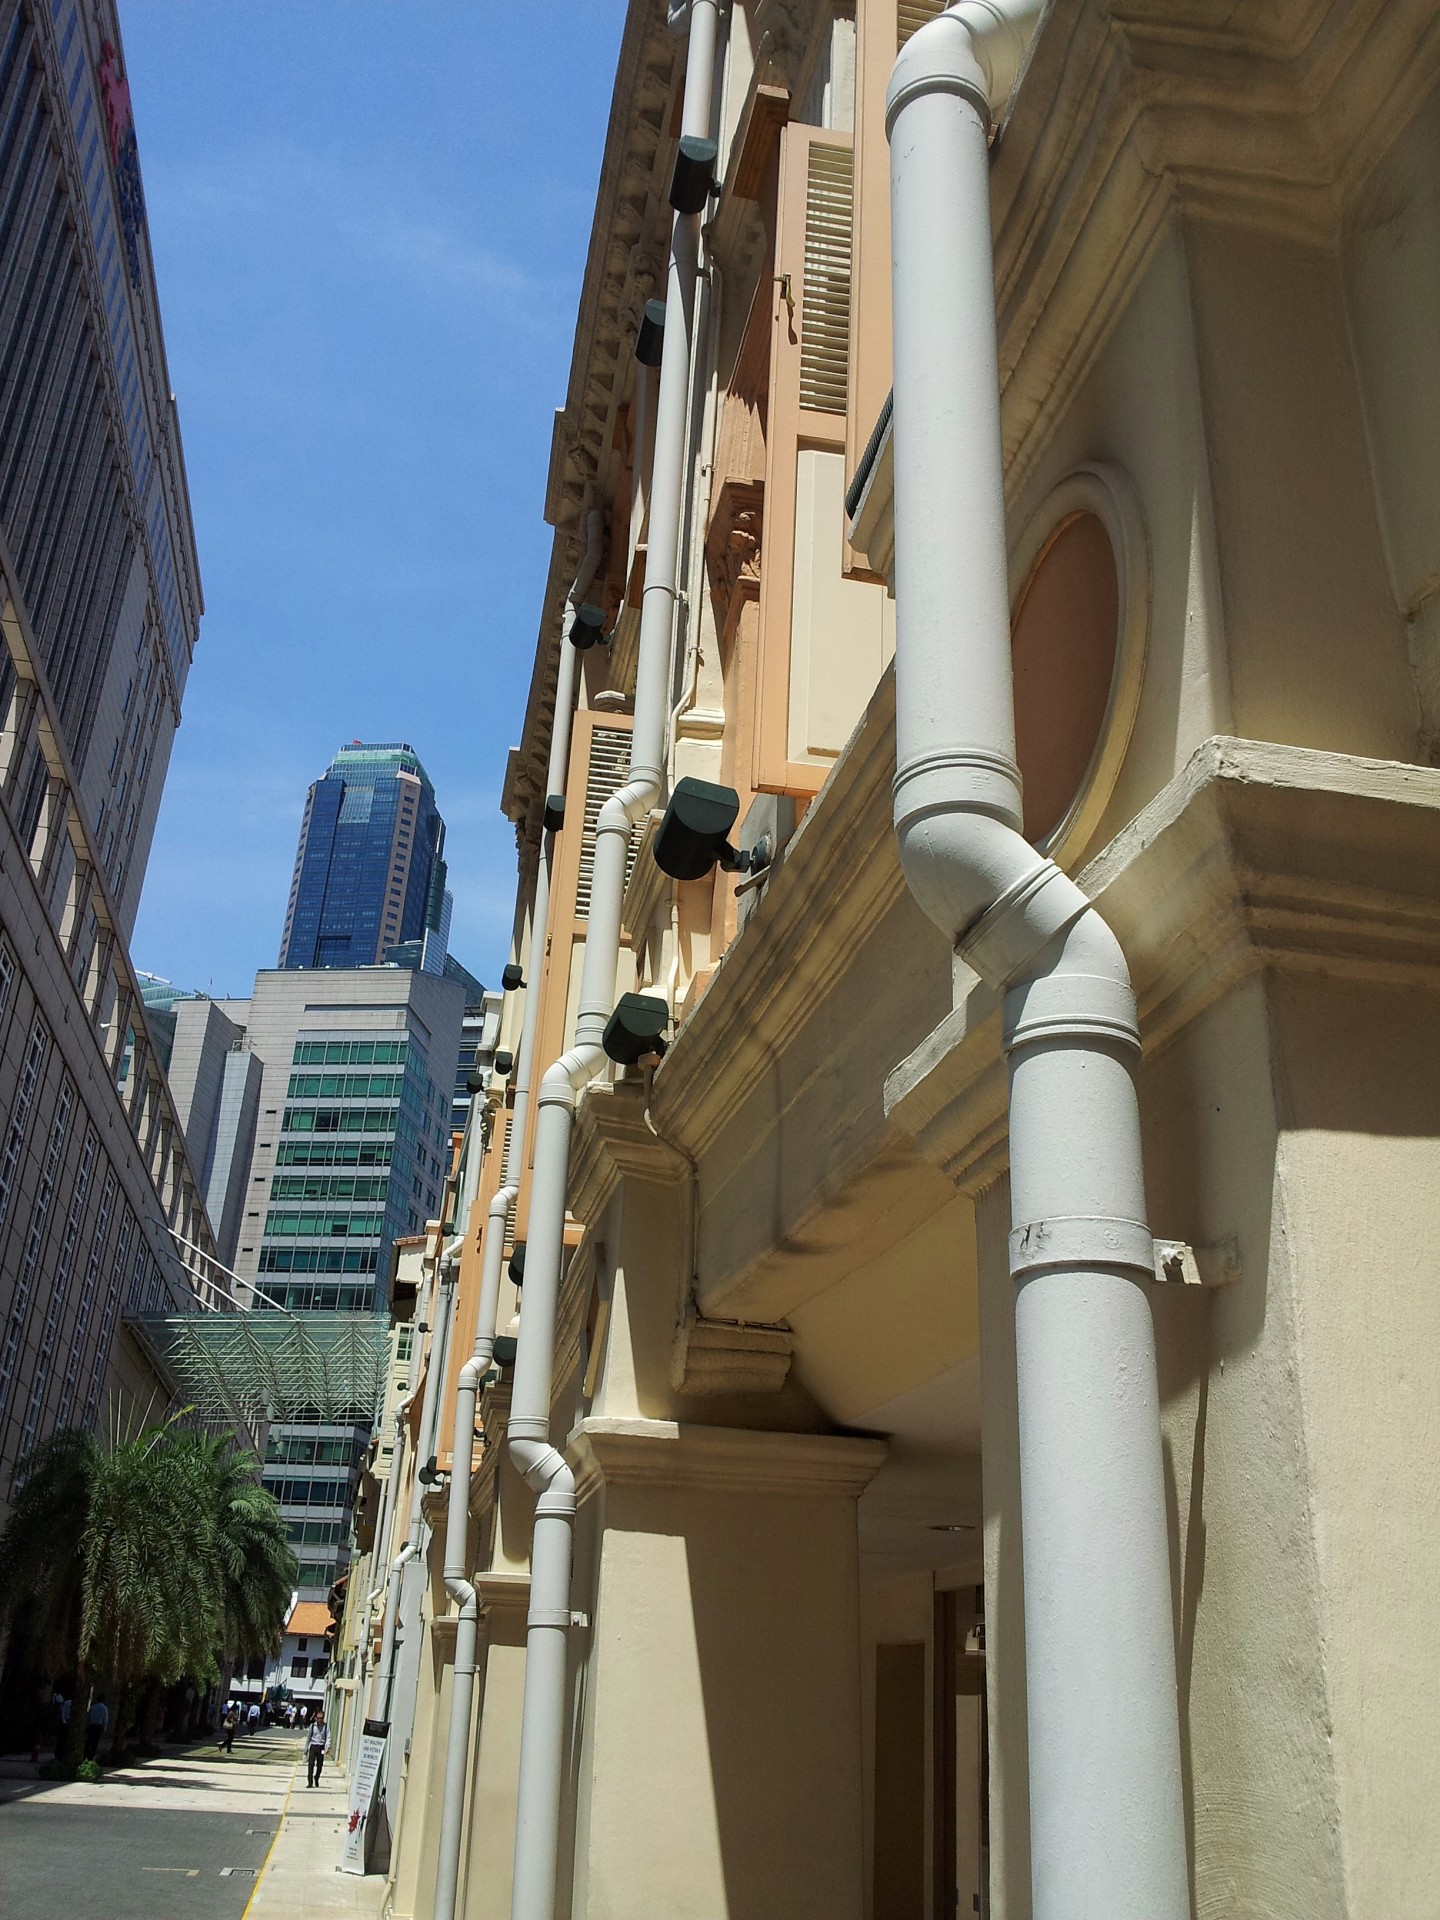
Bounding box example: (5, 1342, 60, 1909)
(124, 1, 626, 997)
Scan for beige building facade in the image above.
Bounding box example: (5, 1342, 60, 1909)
(367, 3, 1440, 1916)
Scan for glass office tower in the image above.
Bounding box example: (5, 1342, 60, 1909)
(278, 743, 448, 971)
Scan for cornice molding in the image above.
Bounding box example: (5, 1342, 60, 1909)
(992, 0, 1440, 503)
(510, 4, 680, 833)
(567, 1415, 887, 1504)
(886, 739, 1440, 1195)
(476, 1569, 531, 1624)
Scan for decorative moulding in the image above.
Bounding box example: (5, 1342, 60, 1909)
(570, 1079, 689, 1229)
(670, 1304, 795, 1396)
(567, 1415, 887, 1505)
(476, 1569, 532, 1645)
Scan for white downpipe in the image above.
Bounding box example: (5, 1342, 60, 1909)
(507, 505, 605, 1191)
(886, 9, 1187, 1917)
(431, 1185, 514, 1920)
(377, 1266, 455, 1723)
(427, 512, 603, 1920)
(505, 9, 722, 1919)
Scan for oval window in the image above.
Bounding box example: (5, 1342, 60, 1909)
(1011, 510, 1119, 845)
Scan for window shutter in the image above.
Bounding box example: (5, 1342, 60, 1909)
(574, 724, 641, 919)
(799, 142, 854, 416)
(897, 0, 948, 45)
(752, 125, 891, 798)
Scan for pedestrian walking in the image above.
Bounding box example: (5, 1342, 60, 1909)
(305, 1709, 329, 1788)
(218, 1702, 238, 1754)
(246, 1700, 260, 1736)
(84, 1693, 108, 1760)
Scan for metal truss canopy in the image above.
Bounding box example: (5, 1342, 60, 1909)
(127, 1308, 391, 1426)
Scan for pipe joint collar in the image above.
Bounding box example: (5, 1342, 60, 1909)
(961, 857, 1090, 987)
(895, 747, 1023, 835)
(535, 1478, 577, 1521)
(886, 12, 991, 136)
(1010, 1213, 1155, 1281)
(528, 1605, 575, 1630)
(1002, 970, 1140, 1055)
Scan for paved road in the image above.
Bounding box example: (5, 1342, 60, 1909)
(0, 1730, 297, 1920)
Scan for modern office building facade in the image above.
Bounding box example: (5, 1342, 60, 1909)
(278, 743, 450, 974)
(162, 965, 464, 1598)
(0, 0, 211, 1513)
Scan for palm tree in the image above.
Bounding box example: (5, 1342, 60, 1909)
(169, 1429, 298, 1670)
(0, 1426, 97, 1764)
(0, 1417, 297, 1766)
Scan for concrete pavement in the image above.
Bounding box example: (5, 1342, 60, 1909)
(0, 1727, 386, 1919)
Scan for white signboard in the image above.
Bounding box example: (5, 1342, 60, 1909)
(339, 1723, 387, 1875)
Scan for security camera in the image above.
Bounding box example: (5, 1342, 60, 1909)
(652, 778, 771, 882)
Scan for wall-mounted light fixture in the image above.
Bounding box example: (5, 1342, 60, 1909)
(635, 298, 665, 367)
(508, 1243, 526, 1287)
(569, 603, 607, 650)
(492, 1335, 518, 1368)
(652, 778, 771, 881)
(602, 993, 670, 1067)
(501, 963, 525, 993)
(669, 134, 718, 215)
(543, 794, 565, 832)
(493, 1051, 514, 1078)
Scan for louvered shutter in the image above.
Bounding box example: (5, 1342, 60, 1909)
(752, 125, 890, 797)
(897, 0, 947, 44)
(798, 142, 854, 416)
(574, 724, 642, 918)
(846, 1, 948, 509)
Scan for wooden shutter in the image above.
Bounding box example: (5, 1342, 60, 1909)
(897, 0, 948, 43)
(848, 1, 948, 503)
(754, 124, 892, 797)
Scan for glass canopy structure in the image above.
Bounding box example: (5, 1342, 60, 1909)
(127, 1306, 392, 1428)
(125, 1228, 393, 1428)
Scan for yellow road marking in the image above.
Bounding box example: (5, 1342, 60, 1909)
(240, 1750, 299, 1919)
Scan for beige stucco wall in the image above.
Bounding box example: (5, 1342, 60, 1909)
(567, 1455, 877, 1920)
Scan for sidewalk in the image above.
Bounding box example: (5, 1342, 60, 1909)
(0, 1727, 386, 1920)
(247, 1735, 387, 1920)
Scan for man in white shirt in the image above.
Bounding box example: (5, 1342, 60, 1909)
(305, 1709, 330, 1787)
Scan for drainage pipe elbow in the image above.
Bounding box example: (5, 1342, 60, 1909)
(506, 1430, 577, 1511)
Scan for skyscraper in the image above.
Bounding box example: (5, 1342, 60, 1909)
(278, 742, 450, 973)
(0, 0, 211, 1508)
